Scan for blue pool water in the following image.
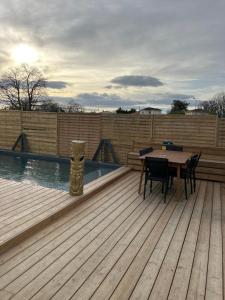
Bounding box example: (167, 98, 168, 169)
(0, 152, 119, 191)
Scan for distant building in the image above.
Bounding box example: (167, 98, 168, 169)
(185, 108, 209, 116)
(139, 107, 162, 115)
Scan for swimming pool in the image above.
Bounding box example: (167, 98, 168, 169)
(0, 151, 119, 191)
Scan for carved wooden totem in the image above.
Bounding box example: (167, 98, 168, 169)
(69, 140, 86, 196)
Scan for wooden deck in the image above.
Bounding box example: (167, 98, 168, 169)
(0, 167, 130, 254)
(0, 172, 224, 300)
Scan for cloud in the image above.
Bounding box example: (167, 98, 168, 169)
(104, 85, 123, 90)
(52, 92, 196, 110)
(53, 93, 145, 108)
(46, 81, 68, 89)
(1, 0, 225, 100)
(143, 93, 196, 106)
(110, 75, 164, 88)
(73, 93, 145, 107)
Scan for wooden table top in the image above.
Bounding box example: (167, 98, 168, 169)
(139, 149, 193, 165)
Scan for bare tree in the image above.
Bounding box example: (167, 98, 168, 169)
(200, 92, 225, 117)
(61, 100, 83, 113)
(0, 64, 47, 111)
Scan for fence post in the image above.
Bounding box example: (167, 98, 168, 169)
(69, 140, 86, 196)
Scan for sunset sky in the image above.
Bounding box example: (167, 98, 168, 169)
(0, 0, 225, 111)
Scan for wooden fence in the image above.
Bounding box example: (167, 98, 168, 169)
(0, 111, 224, 164)
(58, 113, 101, 158)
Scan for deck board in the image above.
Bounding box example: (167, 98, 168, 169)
(0, 166, 130, 253)
(205, 183, 223, 300)
(0, 172, 224, 300)
(186, 181, 213, 300)
(1, 178, 140, 295)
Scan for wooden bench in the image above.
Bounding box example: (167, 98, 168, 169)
(127, 143, 225, 183)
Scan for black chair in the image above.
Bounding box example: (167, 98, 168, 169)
(143, 157, 170, 202)
(139, 147, 153, 156)
(166, 144, 183, 151)
(191, 152, 201, 192)
(162, 140, 174, 146)
(171, 153, 200, 199)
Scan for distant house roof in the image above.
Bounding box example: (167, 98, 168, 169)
(140, 107, 161, 111)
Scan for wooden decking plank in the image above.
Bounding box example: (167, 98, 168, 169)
(0, 184, 33, 199)
(0, 185, 43, 208)
(0, 179, 50, 197)
(186, 181, 213, 300)
(0, 173, 138, 266)
(32, 187, 162, 300)
(0, 173, 137, 241)
(148, 181, 207, 300)
(0, 172, 136, 255)
(5, 183, 143, 297)
(0, 185, 62, 215)
(0, 167, 130, 251)
(114, 191, 187, 300)
(0, 189, 59, 216)
(205, 182, 223, 300)
(14, 184, 155, 299)
(0, 176, 223, 300)
(0, 181, 25, 193)
(0, 192, 72, 236)
(1, 179, 140, 293)
(0, 289, 14, 300)
(0, 189, 64, 224)
(66, 192, 171, 300)
(0, 189, 65, 224)
(0, 174, 138, 270)
(221, 183, 225, 299)
(91, 193, 178, 300)
(168, 182, 211, 299)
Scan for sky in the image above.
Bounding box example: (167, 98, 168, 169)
(0, 0, 225, 111)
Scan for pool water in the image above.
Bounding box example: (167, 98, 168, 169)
(0, 153, 119, 191)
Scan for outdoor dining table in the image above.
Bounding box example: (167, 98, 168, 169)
(139, 149, 193, 201)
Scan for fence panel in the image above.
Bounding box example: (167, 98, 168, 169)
(152, 115, 217, 147)
(58, 113, 101, 159)
(218, 118, 225, 148)
(101, 114, 153, 163)
(21, 112, 57, 155)
(0, 111, 21, 150)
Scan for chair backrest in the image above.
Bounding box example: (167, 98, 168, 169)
(166, 144, 183, 152)
(162, 140, 174, 145)
(145, 157, 169, 178)
(139, 147, 153, 156)
(188, 154, 199, 170)
(194, 152, 202, 168)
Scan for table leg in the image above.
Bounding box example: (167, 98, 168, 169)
(138, 160, 144, 194)
(176, 164, 181, 201)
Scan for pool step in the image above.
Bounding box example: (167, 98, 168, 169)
(0, 166, 131, 254)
